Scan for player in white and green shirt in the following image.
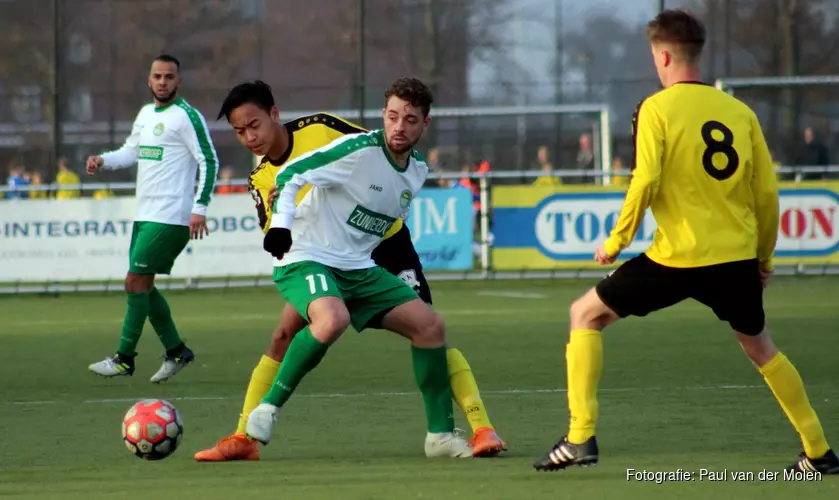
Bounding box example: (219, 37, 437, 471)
(245, 78, 472, 458)
(86, 55, 218, 383)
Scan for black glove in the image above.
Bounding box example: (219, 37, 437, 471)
(263, 228, 292, 259)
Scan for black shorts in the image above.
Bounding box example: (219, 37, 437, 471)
(371, 223, 432, 305)
(595, 254, 765, 335)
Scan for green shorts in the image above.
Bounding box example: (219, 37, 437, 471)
(128, 221, 190, 275)
(273, 261, 420, 332)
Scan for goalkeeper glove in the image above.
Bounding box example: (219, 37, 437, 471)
(264, 228, 292, 259)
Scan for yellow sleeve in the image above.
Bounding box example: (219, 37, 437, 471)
(384, 218, 404, 239)
(750, 114, 780, 272)
(603, 100, 663, 257)
(248, 162, 279, 234)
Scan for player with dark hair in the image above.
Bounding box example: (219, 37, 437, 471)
(194, 79, 506, 461)
(534, 9, 838, 474)
(86, 54, 218, 383)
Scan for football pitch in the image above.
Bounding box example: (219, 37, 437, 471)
(1, 277, 837, 499)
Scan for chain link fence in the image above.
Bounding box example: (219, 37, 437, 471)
(1, 0, 838, 191)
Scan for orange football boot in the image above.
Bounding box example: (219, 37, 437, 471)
(194, 433, 260, 462)
(470, 427, 507, 457)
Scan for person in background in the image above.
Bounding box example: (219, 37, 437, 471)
(794, 126, 830, 181)
(93, 187, 115, 199)
(216, 166, 248, 194)
(6, 160, 29, 199)
(573, 133, 595, 184)
(425, 147, 448, 188)
(28, 171, 47, 199)
(55, 157, 81, 199)
(610, 156, 630, 187)
(532, 145, 562, 186)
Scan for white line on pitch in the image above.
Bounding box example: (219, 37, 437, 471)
(477, 291, 548, 299)
(4, 308, 554, 328)
(4, 384, 767, 406)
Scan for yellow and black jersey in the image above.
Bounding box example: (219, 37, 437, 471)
(248, 112, 404, 238)
(604, 82, 779, 270)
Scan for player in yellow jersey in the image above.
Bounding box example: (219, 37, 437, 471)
(535, 10, 838, 474)
(194, 80, 506, 461)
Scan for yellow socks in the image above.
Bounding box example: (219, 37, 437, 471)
(235, 355, 281, 435)
(566, 329, 603, 444)
(759, 352, 830, 458)
(446, 348, 493, 432)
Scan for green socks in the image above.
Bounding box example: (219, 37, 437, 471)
(148, 288, 183, 352)
(412, 346, 455, 433)
(117, 291, 151, 357)
(117, 288, 183, 357)
(258, 329, 455, 436)
(262, 327, 329, 406)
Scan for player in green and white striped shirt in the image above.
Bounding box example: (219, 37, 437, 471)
(86, 54, 218, 383)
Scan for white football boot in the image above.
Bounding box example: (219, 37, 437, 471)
(149, 346, 195, 384)
(246, 403, 280, 444)
(88, 354, 134, 377)
(425, 430, 473, 458)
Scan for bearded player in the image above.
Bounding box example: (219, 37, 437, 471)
(194, 80, 505, 461)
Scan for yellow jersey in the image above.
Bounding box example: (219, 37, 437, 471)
(55, 170, 81, 199)
(604, 82, 779, 271)
(248, 112, 404, 239)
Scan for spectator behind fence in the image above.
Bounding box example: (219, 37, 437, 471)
(216, 166, 247, 194)
(425, 147, 447, 188)
(611, 157, 630, 186)
(55, 157, 81, 199)
(6, 160, 29, 199)
(571, 132, 595, 184)
(532, 145, 562, 186)
(28, 171, 47, 199)
(793, 126, 830, 181)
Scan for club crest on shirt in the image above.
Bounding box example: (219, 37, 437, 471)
(399, 189, 412, 208)
(153, 123, 165, 136)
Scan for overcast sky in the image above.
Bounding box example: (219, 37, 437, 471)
(467, 0, 683, 102)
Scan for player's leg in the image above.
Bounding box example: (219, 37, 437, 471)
(377, 298, 472, 458)
(534, 254, 691, 471)
(372, 226, 505, 456)
(133, 222, 194, 383)
(341, 266, 471, 458)
(694, 260, 838, 474)
(88, 222, 165, 377)
(194, 304, 305, 462)
(246, 262, 349, 444)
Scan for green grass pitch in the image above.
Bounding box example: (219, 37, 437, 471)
(0, 277, 837, 499)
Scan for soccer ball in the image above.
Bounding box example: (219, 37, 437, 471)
(122, 399, 183, 460)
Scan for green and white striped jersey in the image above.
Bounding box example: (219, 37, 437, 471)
(101, 97, 218, 226)
(272, 129, 428, 270)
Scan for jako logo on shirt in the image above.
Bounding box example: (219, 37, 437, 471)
(138, 146, 164, 161)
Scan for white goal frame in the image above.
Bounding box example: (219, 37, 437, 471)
(714, 75, 839, 94)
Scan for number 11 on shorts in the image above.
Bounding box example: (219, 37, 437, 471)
(305, 273, 329, 294)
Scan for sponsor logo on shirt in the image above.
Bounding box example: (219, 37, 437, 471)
(347, 205, 396, 237)
(138, 146, 164, 161)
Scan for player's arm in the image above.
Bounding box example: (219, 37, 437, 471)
(750, 114, 780, 272)
(100, 109, 144, 169)
(270, 136, 363, 230)
(178, 108, 219, 216)
(602, 100, 663, 256)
